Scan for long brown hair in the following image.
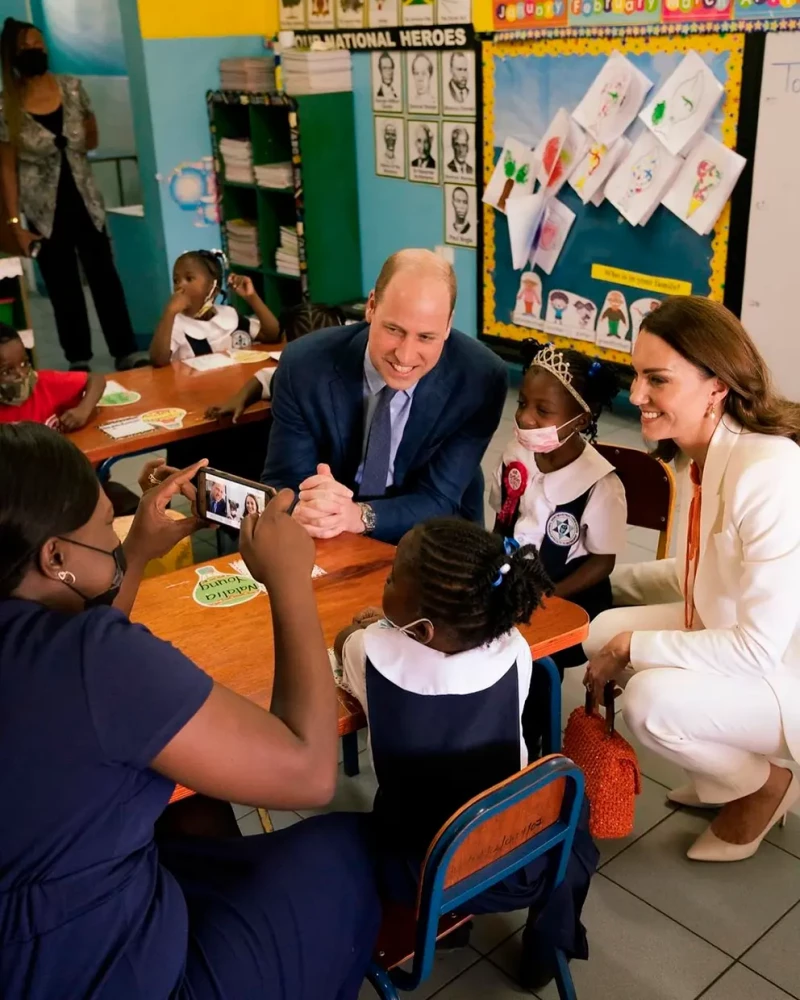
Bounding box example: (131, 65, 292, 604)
(0, 18, 36, 146)
(640, 296, 800, 462)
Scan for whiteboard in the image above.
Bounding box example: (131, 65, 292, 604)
(741, 33, 800, 400)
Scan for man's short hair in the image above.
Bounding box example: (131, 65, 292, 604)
(412, 53, 434, 76)
(451, 127, 468, 145)
(374, 249, 457, 315)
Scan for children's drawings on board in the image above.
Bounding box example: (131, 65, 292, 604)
(483, 137, 535, 214)
(572, 53, 652, 147)
(535, 109, 586, 197)
(507, 192, 546, 270)
(569, 137, 628, 206)
(596, 290, 631, 351)
(640, 51, 723, 157)
(661, 133, 746, 236)
(605, 131, 681, 226)
(629, 297, 662, 346)
(512, 271, 543, 326)
(530, 198, 575, 275)
(543, 290, 598, 343)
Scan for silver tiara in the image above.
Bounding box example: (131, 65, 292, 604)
(531, 344, 591, 413)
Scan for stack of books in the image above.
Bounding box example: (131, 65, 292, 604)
(226, 218, 261, 268)
(219, 138, 253, 184)
(220, 56, 276, 93)
(275, 226, 300, 276)
(282, 50, 352, 96)
(254, 162, 294, 189)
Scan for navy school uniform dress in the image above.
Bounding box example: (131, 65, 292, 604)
(341, 622, 598, 965)
(0, 600, 380, 1000)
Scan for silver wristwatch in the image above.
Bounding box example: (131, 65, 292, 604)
(358, 502, 376, 534)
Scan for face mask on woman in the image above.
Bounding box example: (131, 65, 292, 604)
(514, 414, 582, 454)
(14, 48, 48, 78)
(0, 370, 37, 406)
(55, 539, 127, 609)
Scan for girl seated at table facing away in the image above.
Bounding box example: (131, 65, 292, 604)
(490, 341, 626, 672)
(148, 249, 280, 368)
(335, 518, 598, 992)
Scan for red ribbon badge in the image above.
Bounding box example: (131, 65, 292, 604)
(499, 460, 528, 529)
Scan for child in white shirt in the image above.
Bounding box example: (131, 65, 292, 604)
(490, 342, 627, 670)
(149, 249, 279, 367)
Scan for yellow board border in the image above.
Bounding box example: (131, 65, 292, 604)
(481, 33, 745, 365)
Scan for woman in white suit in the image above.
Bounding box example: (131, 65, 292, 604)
(584, 296, 800, 862)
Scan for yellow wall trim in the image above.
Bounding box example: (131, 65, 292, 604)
(138, 0, 278, 39)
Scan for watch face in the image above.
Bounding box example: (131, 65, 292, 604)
(231, 331, 253, 350)
(359, 503, 377, 533)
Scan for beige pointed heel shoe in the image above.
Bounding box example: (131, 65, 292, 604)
(667, 785, 719, 809)
(687, 775, 799, 862)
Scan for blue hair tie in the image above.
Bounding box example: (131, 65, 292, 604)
(588, 360, 601, 377)
(492, 538, 521, 586)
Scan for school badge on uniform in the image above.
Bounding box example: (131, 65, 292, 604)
(231, 330, 254, 350)
(546, 511, 580, 547)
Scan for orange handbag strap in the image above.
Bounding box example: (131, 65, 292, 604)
(584, 683, 616, 736)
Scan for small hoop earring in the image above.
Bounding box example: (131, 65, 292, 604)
(57, 570, 76, 585)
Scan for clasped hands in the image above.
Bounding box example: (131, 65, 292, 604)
(293, 463, 365, 539)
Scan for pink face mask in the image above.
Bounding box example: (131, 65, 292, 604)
(514, 416, 580, 454)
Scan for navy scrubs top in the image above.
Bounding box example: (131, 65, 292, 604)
(0, 600, 212, 999)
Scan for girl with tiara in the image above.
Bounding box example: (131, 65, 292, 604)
(149, 249, 279, 367)
(490, 341, 627, 672)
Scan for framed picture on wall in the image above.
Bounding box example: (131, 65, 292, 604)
(442, 49, 476, 116)
(375, 116, 406, 179)
(308, 0, 336, 29)
(402, 0, 435, 24)
(436, 0, 471, 22)
(405, 51, 440, 115)
(442, 121, 476, 183)
(369, 0, 400, 25)
(371, 51, 402, 113)
(336, 0, 366, 27)
(408, 119, 440, 184)
(280, 0, 307, 28)
(444, 182, 477, 248)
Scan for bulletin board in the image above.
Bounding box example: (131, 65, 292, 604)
(481, 34, 744, 365)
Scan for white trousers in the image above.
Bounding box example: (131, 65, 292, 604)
(585, 593, 791, 804)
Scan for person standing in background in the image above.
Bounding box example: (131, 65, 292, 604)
(0, 18, 145, 372)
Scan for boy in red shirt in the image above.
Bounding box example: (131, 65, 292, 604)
(0, 324, 105, 431)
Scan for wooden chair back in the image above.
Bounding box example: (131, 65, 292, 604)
(594, 442, 676, 559)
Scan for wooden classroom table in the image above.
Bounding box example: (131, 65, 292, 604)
(131, 534, 590, 742)
(67, 348, 276, 467)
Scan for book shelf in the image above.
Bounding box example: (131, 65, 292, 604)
(207, 90, 362, 320)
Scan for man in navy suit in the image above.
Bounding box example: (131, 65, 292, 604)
(261, 249, 508, 544)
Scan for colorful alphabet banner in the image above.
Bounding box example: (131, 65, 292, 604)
(491, 0, 799, 29)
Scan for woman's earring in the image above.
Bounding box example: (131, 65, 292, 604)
(706, 404, 716, 419)
(57, 570, 76, 585)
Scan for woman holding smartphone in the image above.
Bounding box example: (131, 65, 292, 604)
(0, 18, 143, 371)
(0, 424, 379, 1000)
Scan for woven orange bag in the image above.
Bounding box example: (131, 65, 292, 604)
(563, 684, 641, 839)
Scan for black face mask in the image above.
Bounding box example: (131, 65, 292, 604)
(55, 538, 127, 609)
(14, 48, 48, 78)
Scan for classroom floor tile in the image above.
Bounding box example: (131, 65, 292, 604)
(741, 902, 800, 998)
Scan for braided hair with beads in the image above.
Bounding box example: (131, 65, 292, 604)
(408, 518, 554, 650)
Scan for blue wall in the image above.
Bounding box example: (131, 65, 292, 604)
(1, 0, 30, 22)
(351, 53, 478, 337)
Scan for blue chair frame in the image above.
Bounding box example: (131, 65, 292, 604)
(366, 754, 584, 1000)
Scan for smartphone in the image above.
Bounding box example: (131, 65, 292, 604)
(197, 468, 276, 530)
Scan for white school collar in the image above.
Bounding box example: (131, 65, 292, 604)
(501, 440, 616, 507)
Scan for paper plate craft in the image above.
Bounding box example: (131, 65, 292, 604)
(228, 349, 270, 363)
(507, 192, 546, 270)
(97, 380, 141, 407)
(512, 271, 544, 327)
(531, 198, 575, 275)
(605, 132, 681, 227)
(572, 53, 652, 147)
(640, 51, 723, 157)
(141, 407, 187, 431)
(483, 137, 535, 214)
(661, 133, 746, 236)
(596, 290, 631, 351)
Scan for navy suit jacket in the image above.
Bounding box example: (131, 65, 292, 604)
(261, 323, 508, 544)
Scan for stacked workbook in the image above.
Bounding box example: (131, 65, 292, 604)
(254, 162, 294, 189)
(219, 56, 276, 92)
(219, 138, 253, 184)
(282, 50, 352, 96)
(226, 218, 261, 268)
(275, 226, 300, 276)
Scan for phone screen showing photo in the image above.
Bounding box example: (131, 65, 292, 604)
(203, 473, 269, 530)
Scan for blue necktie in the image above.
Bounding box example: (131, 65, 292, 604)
(359, 386, 397, 498)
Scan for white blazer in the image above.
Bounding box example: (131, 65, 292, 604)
(613, 418, 800, 763)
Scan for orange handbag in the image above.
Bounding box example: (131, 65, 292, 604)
(563, 684, 641, 839)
